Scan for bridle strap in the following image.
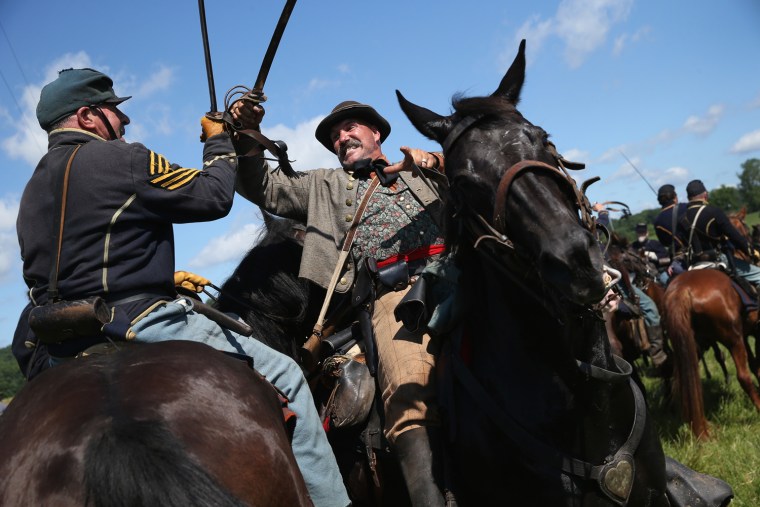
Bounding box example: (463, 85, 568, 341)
(442, 114, 484, 153)
(493, 159, 595, 237)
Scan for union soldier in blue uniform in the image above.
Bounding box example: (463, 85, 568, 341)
(592, 203, 668, 367)
(654, 183, 688, 277)
(632, 222, 670, 285)
(681, 179, 760, 289)
(14, 68, 349, 507)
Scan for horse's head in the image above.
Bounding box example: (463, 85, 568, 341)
(397, 40, 605, 305)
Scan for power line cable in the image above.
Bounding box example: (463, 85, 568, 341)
(0, 19, 44, 153)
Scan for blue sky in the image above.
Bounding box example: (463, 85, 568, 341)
(1, 0, 759, 347)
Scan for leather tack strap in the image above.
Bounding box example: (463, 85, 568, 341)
(48, 145, 83, 302)
(311, 176, 381, 335)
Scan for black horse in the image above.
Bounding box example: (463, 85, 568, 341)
(394, 39, 698, 506)
(215, 213, 413, 507)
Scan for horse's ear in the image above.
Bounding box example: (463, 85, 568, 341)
(396, 89, 451, 144)
(739, 206, 747, 219)
(492, 39, 526, 105)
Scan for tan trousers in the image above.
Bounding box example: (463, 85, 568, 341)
(371, 285, 439, 444)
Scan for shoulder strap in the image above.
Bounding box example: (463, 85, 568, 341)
(300, 177, 382, 367)
(686, 204, 707, 263)
(670, 205, 678, 259)
(313, 176, 381, 331)
(47, 145, 83, 302)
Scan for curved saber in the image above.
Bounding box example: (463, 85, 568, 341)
(254, 0, 298, 93)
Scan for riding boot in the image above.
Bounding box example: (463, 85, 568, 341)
(647, 324, 668, 368)
(393, 427, 446, 507)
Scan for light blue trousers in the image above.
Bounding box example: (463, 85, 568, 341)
(131, 298, 350, 507)
(731, 256, 760, 287)
(631, 286, 660, 327)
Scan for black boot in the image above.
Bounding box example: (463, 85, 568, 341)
(647, 324, 668, 368)
(393, 427, 446, 507)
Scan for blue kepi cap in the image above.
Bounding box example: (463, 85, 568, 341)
(36, 68, 131, 130)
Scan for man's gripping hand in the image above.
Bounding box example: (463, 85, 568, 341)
(174, 270, 210, 293)
(200, 116, 226, 142)
(230, 96, 265, 131)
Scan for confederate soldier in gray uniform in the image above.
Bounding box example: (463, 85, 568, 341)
(236, 99, 449, 505)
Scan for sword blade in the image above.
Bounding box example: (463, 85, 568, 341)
(198, 0, 218, 112)
(253, 0, 298, 92)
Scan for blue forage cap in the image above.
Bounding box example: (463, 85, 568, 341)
(686, 179, 707, 199)
(36, 68, 131, 130)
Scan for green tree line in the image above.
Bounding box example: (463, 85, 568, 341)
(606, 158, 760, 239)
(0, 346, 25, 401)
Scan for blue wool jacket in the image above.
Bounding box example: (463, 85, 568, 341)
(17, 128, 237, 317)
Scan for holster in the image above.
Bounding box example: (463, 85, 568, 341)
(29, 297, 112, 345)
(352, 259, 378, 376)
(394, 276, 429, 333)
(320, 322, 361, 358)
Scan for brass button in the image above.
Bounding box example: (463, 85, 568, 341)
(399, 196, 405, 202)
(345, 214, 353, 222)
(405, 204, 411, 209)
(347, 182, 354, 190)
(348, 175, 355, 181)
(339, 277, 347, 285)
(346, 198, 353, 206)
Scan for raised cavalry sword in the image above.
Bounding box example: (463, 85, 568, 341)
(197, 0, 218, 116)
(197, 0, 298, 175)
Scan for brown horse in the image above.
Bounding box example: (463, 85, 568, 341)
(0, 341, 311, 506)
(663, 265, 760, 439)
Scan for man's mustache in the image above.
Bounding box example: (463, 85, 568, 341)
(339, 139, 362, 159)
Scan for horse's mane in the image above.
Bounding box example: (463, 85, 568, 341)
(451, 94, 522, 124)
(215, 212, 316, 358)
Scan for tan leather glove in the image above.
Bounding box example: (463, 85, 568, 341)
(200, 116, 225, 142)
(174, 271, 211, 293)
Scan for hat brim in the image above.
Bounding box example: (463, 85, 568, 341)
(100, 95, 131, 106)
(315, 104, 390, 153)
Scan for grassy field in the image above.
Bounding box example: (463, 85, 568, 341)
(641, 349, 760, 506)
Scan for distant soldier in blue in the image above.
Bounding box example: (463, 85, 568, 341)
(592, 203, 667, 367)
(631, 222, 670, 285)
(681, 179, 760, 290)
(654, 183, 688, 278)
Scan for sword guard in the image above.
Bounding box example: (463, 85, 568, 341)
(241, 89, 267, 104)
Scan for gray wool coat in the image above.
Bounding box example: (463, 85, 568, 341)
(236, 156, 448, 293)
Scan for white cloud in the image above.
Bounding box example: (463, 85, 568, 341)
(514, 16, 554, 61)
(137, 65, 175, 97)
(730, 129, 760, 154)
(0, 198, 20, 281)
(555, 0, 634, 68)
(306, 78, 340, 94)
(656, 166, 690, 186)
(188, 223, 263, 268)
(683, 104, 724, 136)
(1, 52, 95, 167)
(0, 198, 19, 230)
(508, 0, 634, 69)
(612, 25, 651, 56)
(560, 148, 589, 165)
(266, 116, 340, 171)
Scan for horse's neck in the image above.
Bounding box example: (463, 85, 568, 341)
(461, 262, 624, 456)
